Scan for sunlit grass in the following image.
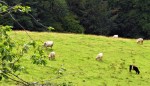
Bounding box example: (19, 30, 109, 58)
(0, 31, 150, 86)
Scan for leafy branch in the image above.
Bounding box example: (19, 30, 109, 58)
(0, 1, 48, 85)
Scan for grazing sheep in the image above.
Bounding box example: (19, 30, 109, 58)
(136, 38, 143, 44)
(96, 53, 103, 61)
(113, 35, 118, 38)
(48, 51, 55, 60)
(44, 41, 54, 48)
(129, 65, 140, 74)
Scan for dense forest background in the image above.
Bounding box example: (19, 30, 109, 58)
(0, 0, 150, 38)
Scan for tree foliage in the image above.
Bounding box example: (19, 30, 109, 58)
(108, 0, 150, 38)
(1, 0, 150, 38)
(0, 2, 47, 85)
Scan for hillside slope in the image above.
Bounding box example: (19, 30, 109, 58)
(1, 31, 150, 86)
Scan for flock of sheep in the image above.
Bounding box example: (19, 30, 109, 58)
(43, 41, 55, 60)
(43, 35, 144, 74)
(96, 35, 144, 61)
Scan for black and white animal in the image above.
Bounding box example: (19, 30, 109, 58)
(129, 65, 140, 74)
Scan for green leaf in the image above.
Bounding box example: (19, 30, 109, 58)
(0, 76, 2, 81)
(2, 56, 7, 61)
(6, 55, 12, 62)
(41, 60, 46, 66)
(28, 41, 36, 48)
(2, 74, 8, 79)
(47, 26, 55, 31)
(8, 62, 14, 68)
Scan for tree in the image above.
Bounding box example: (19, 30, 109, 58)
(108, 0, 150, 38)
(0, 1, 47, 85)
(67, 0, 111, 35)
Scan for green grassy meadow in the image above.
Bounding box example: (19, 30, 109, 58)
(0, 31, 150, 86)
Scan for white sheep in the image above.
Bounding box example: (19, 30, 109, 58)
(96, 53, 103, 61)
(43, 41, 54, 48)
(113, 35, 118, 38)
(136, 38, 143, 44)
(48, 51, 55, 60)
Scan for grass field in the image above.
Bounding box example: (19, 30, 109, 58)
(0, 31, 150, 86)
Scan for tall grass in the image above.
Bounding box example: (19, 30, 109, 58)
(0, 31, 150, 86)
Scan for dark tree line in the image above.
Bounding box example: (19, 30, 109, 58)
(0, 0, 150, 38)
